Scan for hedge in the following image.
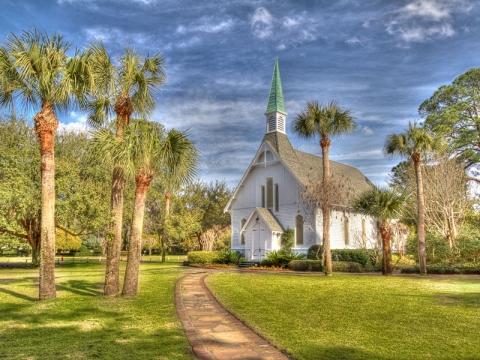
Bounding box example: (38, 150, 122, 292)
(187, 251, 221, 265)
(332, 261, 363, 273)
(331, 249, 372, 267)
(288, 260, 323, 272)
(401, 263, 480, 275)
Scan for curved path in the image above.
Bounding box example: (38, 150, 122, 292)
(175, 271, 290, 360)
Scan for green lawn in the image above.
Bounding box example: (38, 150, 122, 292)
(205, 273, 480, 360)
(0, 261, 194, 360)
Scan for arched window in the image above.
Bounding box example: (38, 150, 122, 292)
(362, 219, 366, 246)
(296, 214, 304, 245)
(344, 217, 350, 246)
(241, 219, 246, 245)
(265, 150, 274, 161)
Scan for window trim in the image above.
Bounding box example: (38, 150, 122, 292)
(296, 214, 304, 246)
(274, 183, 279, 212)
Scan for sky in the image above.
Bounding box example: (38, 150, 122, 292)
(1, 0, 480, 188)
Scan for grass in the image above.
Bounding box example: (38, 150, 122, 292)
(0, 261, 194, 360)
(205, 273, 480, 360)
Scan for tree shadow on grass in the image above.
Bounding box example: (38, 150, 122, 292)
(436, 292, 480, 308)
(56, 280, 103, 297)
(0, 287, 37, 302)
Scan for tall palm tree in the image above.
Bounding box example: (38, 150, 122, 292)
(384, 122, 444, 275)
(85, 42, 166, 295)
(292, 100, 356, 276)
(352, 186, 408, 275)
(0, 29, 89, 300)
(121, 121, 198, 297)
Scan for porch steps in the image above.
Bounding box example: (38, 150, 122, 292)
(238, 261, 260, 269)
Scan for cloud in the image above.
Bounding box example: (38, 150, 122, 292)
(58, 122, 89, 134)
(376, 0, 472, 42)
(177, 17, 235, 34)
(251, 7, 273, 38)
(83, 27, 153, 47)
(362, 126, 374, 136)
(282, 16, 299, 29)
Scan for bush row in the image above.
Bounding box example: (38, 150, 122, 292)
(307, 245, 374, 266)
(401, 263, 480, 274)
(286, 260, 363, 273)
(187, 250, 244, 265)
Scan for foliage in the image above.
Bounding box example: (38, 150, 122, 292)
(307, 244, 323, 260)
(281, 229, 295, 252)
(419, 68, 480, 169)
(331, 261, 363, 272)
(330, 249, 372, 267)
(55, 228, 82, 251)
(215, 249, 243, 265)
(207, 273, 480, 360)
(73, 245, 91, 257)
(187, 251, 221, 265)
(288, 260, 323, 272)
(260, 249, 305, 268)
(401, 263, 480, 274)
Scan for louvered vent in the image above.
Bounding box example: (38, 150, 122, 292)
(268, 116, 276, 132)
(278, 116, 285, 132)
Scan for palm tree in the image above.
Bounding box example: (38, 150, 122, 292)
(384, 122, 444, 275)
(352, 186, 408, 275)
(85, 42, 166, 295)
(0, 29, 89, 300)
(121, 121, 198, 297)
(292, 100, 356, 276)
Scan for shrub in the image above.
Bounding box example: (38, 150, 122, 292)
(332, 261, 362, 273)
(281, 229, 295, 252)
(216, 249, 243, 265)
(187, 251, 221, 265)
(307, 245, 322, 260)
(288, 260, 323, 272)
(261, 249, 305, 268)
(401, 263, 480, 274)
(331, 249, 371, 267)
(73, 245, 91, 257)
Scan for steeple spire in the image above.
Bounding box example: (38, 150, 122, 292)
(265, 58, 287, 115)
(264, 58, 287, 134)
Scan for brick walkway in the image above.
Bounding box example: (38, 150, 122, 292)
(175, 271, 291, 360)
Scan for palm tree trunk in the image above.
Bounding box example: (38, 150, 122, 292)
(380, 220, 393, 275)
(104, 165, 125, 295)
(162, 192, 171, 263)
(413, 152, 427, 275)
(34, 102, 58, 300)
(122, 171, 154, 297)
(104, 113, 130, 296)
(320, 138, 332, 276)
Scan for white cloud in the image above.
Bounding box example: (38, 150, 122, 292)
(330, 149, 384, 161)
(282, 16, 299, 28)
(177, 17, 235, 34)
(363, 126, 374, 136)
(83, 27, 153, 46)
(58, 122, 89, 134)
(251, 7, 273, 39)
(378, 0, 472, 42)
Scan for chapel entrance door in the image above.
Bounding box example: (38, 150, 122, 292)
(252, 222, 265, 262)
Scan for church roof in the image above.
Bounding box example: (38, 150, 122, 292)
(253, 207, 284, 232)
(265, 58, 287, 115)
(262, 132, 373, 200)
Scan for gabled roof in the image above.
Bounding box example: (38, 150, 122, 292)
(224, 132, 373, 212)
(243, 207, 284, 233)
(263, 132, 373, 198)
(265, 58, 287, 115)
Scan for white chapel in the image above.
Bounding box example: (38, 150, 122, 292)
(224, 59, 378, 261)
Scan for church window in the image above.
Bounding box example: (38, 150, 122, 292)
(265, 150, 274, 161)
(274, 183, 279, 212)
(296, 214, 304, 245)
(344, 217, 350, 246)
(362, 219, 366, 246)
(261, 186, 265, 208)
(266, 178, 273, 209)
(241, 219, 246, 245)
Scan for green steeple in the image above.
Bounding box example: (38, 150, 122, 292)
(265, 58, 287, 115)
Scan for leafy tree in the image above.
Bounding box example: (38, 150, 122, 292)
(0, 29, 90, 299)
(182, 180, 232, 250)
(419, 68, 480, 177)
(55, 228, 82, 252)
(0, 115, 111, 265)
(85, 41, 166, 296)
(353, 186, 408, 275)
(384, 122, 444, 275)
(291, 100, 356, 276)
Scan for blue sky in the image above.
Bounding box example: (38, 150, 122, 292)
(1, 0, 479, 188)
